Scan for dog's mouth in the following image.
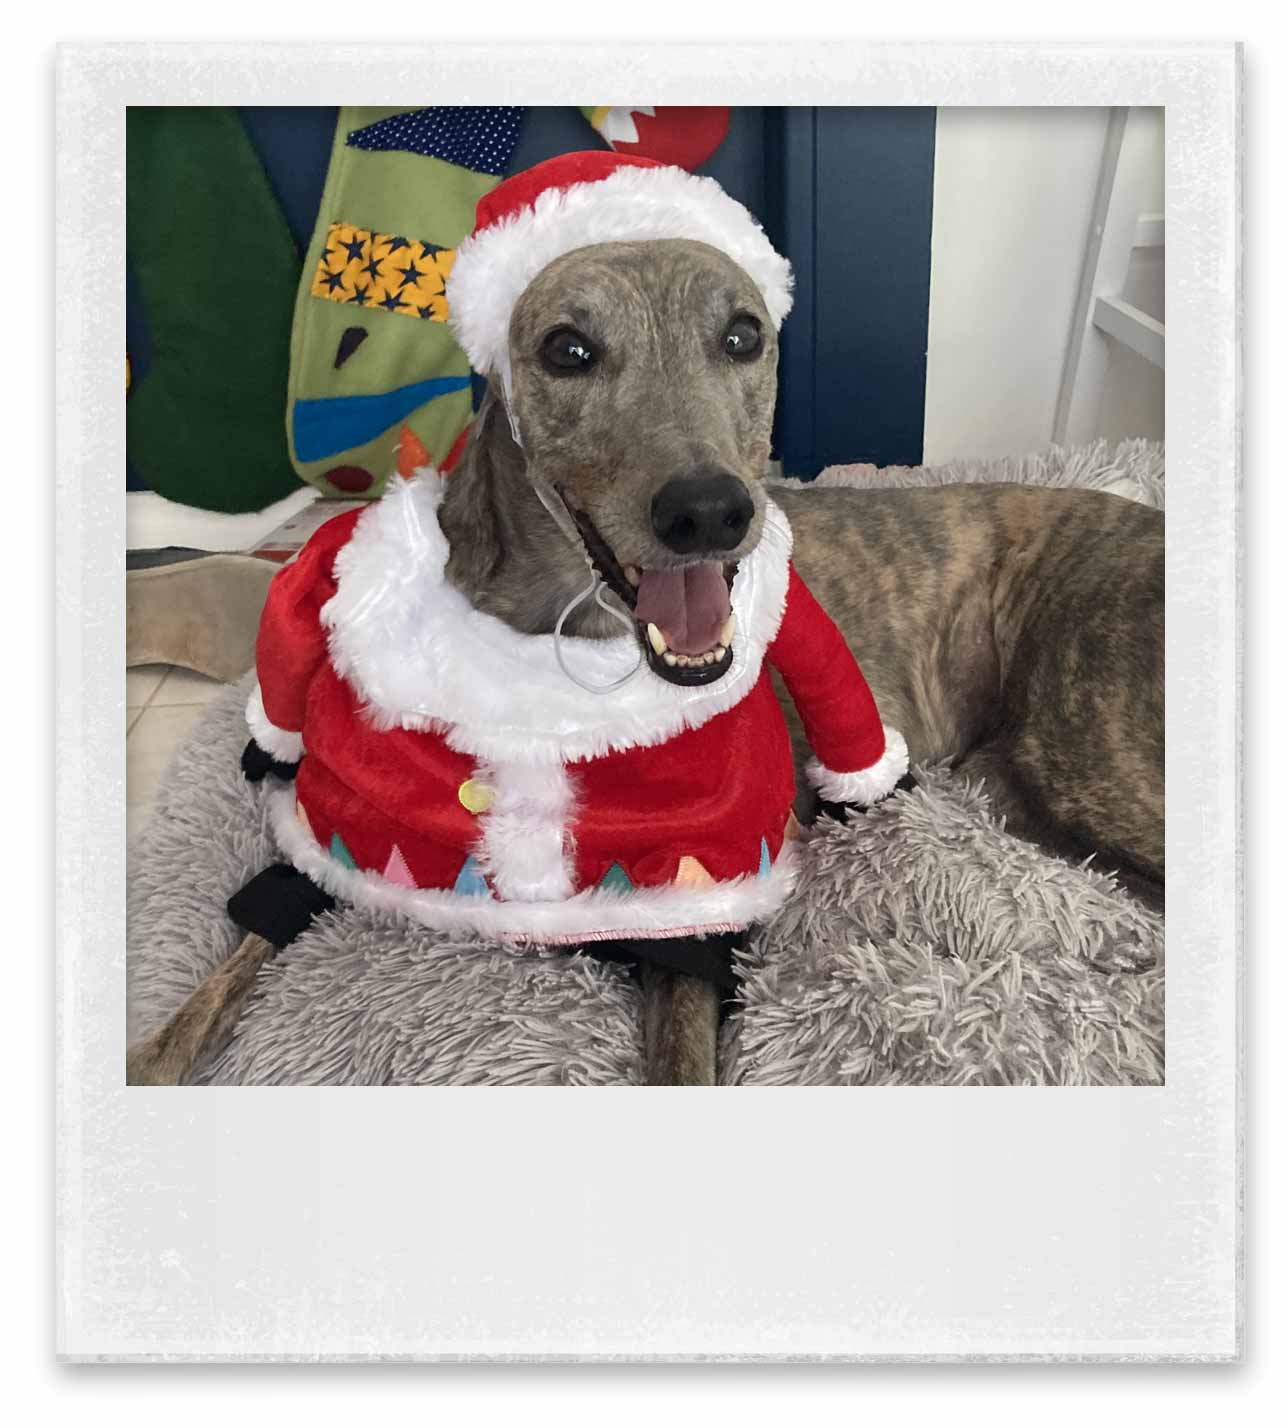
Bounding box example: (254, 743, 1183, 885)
(567, 507, 737, 687)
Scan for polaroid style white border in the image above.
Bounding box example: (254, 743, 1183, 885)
(56, 43, 1240, 1362)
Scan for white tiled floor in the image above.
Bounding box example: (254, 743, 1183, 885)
(127, 664, 227, 845)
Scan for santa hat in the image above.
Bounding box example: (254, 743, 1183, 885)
(445, 150, 794, 388)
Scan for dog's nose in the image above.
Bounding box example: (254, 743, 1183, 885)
(650, 471, 754, 555)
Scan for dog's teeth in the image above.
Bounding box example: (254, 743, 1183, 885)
(646, 623, 667, 656)
(663, 652, 679, 667)
(720, 615, 736, 646)
(714, 644, 727, 661)
(624, 565, 641, 587)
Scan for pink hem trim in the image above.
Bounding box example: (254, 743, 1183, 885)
(504, 920, 750, 946)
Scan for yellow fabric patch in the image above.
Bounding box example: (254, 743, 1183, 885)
(674, 855, 716, 889)
(311, 222, 455, 321)
(457, 778, 496, 815)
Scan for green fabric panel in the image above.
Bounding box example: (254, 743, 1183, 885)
(287, 109, 500, 498)
(126, 107, 304, 514)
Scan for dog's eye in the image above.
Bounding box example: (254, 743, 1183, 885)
(540, 327, 597, 375)
(723, 315, 763, 362)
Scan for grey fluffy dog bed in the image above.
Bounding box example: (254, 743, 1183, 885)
(127, 439, 1164, 1086)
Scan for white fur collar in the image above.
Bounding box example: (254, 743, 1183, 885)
(321, 471, 793, 765)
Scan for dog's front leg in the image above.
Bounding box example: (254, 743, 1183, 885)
(641, 966, 719, 1085)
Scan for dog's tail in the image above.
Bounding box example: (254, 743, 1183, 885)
(641, 966, 720, 1085)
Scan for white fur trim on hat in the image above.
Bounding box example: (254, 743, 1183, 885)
(446, 164, 794, 382)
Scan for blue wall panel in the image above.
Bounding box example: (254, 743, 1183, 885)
(764, 107, 936, 476)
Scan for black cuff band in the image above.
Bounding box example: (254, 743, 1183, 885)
(241, 738, 300, 784)
(227, 864, 336, 948)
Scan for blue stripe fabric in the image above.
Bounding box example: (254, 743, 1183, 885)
(292, 375, 471, 462)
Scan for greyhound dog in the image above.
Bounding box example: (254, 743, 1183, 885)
(442, 238, 1163, 880)
(127, 235, 1163, 1087)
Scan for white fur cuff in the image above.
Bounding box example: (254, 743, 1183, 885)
(245, 684, 305, 763)
(806, 727, 909, 806)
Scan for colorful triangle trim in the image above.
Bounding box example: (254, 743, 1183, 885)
(452, 854, 491, 897)
(597, 862, 633, 893)
(383, 844, 417, 888)
(329, 831, 357, 870)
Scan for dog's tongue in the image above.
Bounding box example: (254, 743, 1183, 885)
(634, 563, 731, 655)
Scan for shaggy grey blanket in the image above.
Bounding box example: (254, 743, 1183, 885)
(127, 438, 1164, 1086)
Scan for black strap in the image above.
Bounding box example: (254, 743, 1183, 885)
(227, 863, 335, 948)
(581, 931, 742, 991)
(818, 770, 918, 825)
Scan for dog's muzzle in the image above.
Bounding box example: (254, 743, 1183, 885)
(566, 506, 737, 688)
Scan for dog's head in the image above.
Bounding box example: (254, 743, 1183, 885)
(440, 157, 791, 686)
(503, 237, 779, 684)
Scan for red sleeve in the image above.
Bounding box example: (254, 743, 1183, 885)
(767, 565, 908, 804)
(246, 510, 363, 754)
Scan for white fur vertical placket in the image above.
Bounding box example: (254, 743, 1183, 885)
(472, 758, 576, 902)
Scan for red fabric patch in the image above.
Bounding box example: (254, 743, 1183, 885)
(323, 464, 375, 494)
(609, 107, 731, 172)
(440, 420, 473, 474)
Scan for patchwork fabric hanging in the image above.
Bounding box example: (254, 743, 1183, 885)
(286, 106, 524, 498)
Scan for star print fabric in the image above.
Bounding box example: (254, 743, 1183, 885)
(286, 107, 516, 500)
(310, 223, 456, 322)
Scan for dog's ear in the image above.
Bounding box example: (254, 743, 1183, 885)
(439, 388, 515, 592)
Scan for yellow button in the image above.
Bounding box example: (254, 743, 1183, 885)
(457, 778, 495, 814)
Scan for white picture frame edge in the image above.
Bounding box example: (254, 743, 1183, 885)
(56, 41, 1241, 1362)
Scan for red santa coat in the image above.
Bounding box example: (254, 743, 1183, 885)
(246, 473, 907, 944)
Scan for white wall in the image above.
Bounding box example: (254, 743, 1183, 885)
(923, 107, 1109, 464)
(923, 107, 1163, 465)
(1084, 106, 1165, 448)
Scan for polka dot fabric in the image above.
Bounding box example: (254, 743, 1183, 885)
(346, 107, 524, 177)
